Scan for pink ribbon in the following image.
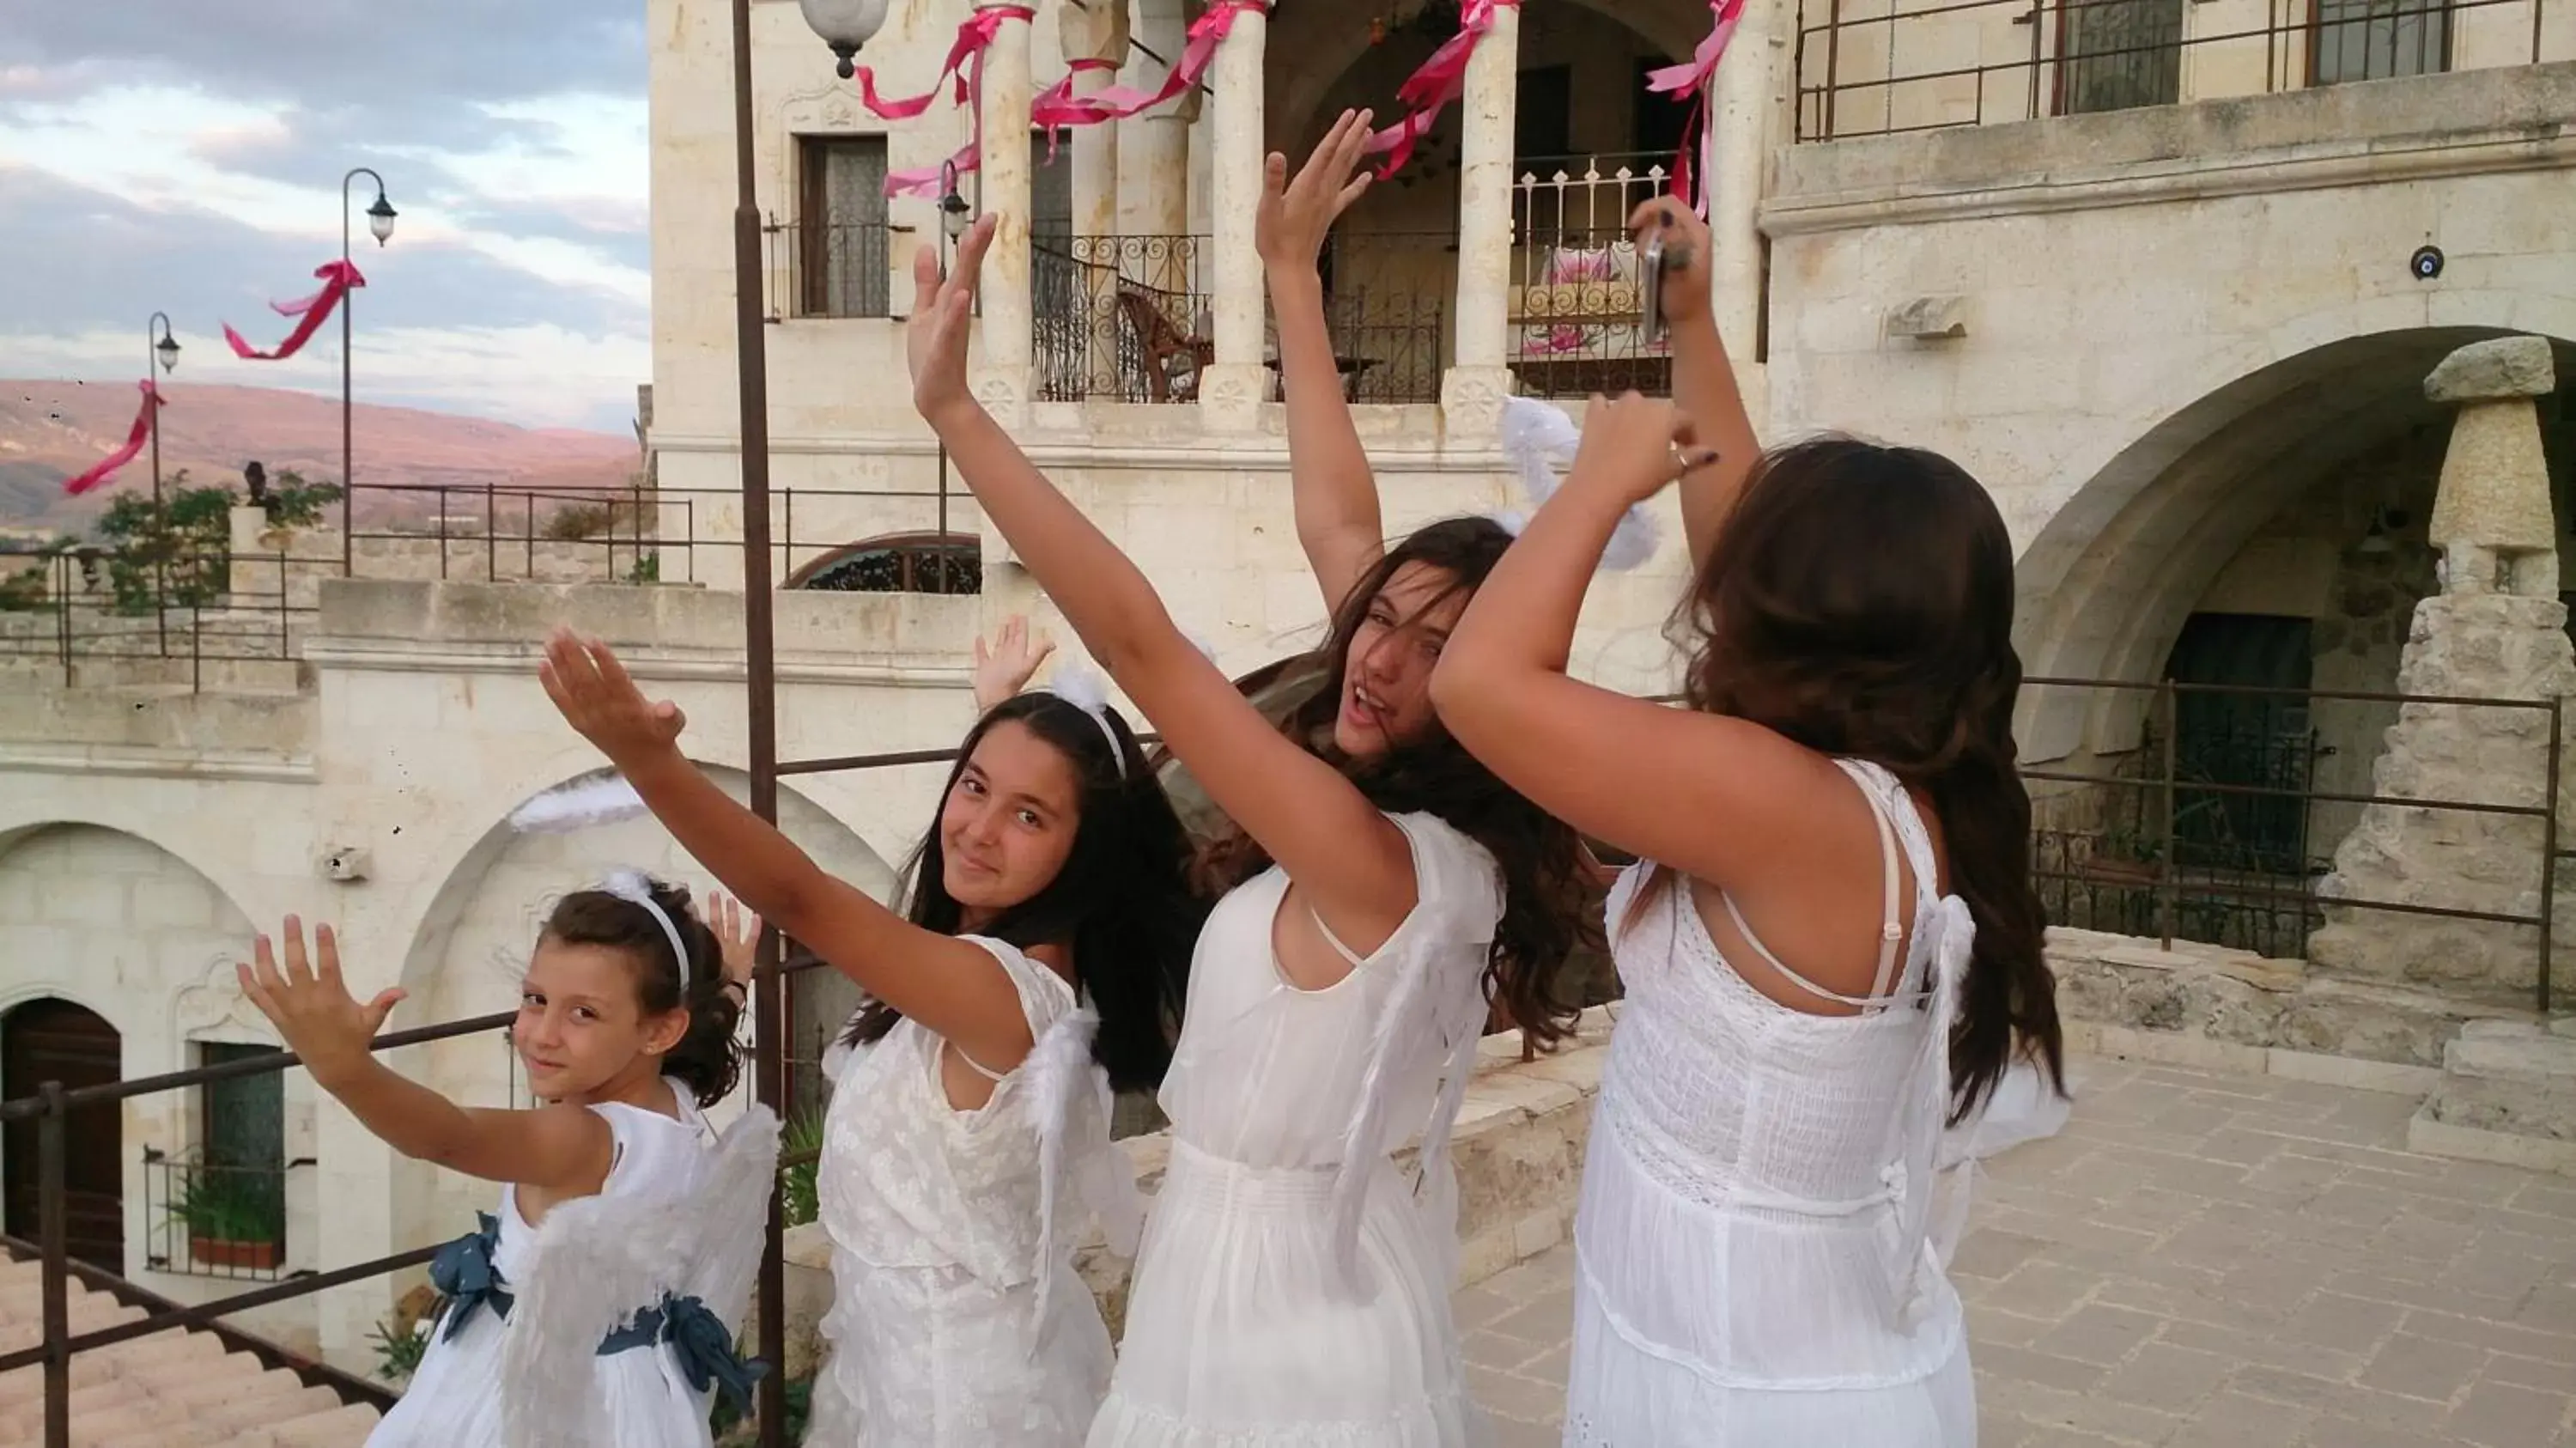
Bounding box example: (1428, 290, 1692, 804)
(62, 380, 165, 496)
(1644, 0, 1746, 214)
(1021, 0, 1267, 163)
(1361, 0, 1516, 179)
(223, 259, 368, 361)
(855, 6, 1036, 198)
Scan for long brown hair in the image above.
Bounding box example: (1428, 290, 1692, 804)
(1665, 436, 2063, 1123)
(1195, 516, 1599, 1048)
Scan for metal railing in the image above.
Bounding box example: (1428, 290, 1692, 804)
(1316, 232, 1452, 405)
(1509, 157, 1674, 399)
(763, 215, 906, 320)
(141, 1150, 301, 1282)
(1795, 0, 2563, 141)
(1033, 234, 1212, 404)
(2024, 675, 2561, 1010)
(2, 473, 969, 684)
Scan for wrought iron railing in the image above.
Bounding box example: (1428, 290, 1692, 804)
(1033, 234, 1212, 404)
(1795, 0, 2561, 142)
(1509, 157, 1674, 399)
(762, 214, 904, 320)
(1315, 232, 1452, 405)
(142, 1149, 301, 1283)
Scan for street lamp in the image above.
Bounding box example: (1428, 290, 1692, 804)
(339, 167, 395, 569)
(797, 0, 893, 77)
(932, 160, 974, 594)
(732, 1, 890, 1443)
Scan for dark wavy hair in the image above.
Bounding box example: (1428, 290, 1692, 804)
(841, 691, 1206, 1092)
(542, 879, 740, 1107)
(1656, 435, 2063, 1124)
(1195, 516, 1599, 1048)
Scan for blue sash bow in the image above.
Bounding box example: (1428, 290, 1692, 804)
(427, 1213, 513, 1342)
(597, 1294, 769, 1414)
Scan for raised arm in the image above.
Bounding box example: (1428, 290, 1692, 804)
(238, 918, 616, 1193)
(538, 630, 1042, 1073)
(911, 220, 1419, 953)
(1634, 200, 1761, 570)
(1259, 110, 1386, 612)
(971, 614, 1057, 714)
(1430, 394, 1849, 891)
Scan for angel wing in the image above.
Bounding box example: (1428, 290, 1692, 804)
(508, 773, 651, 834)
(1023, 1006, 1142, 1352)
(1496, 396, 1660, 569)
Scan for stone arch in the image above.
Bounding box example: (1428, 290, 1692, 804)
(386, 764, 898, 1250)
(2014, 305, 2576, 767)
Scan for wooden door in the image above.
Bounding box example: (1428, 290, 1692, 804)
(2, 1001, 125, 1270)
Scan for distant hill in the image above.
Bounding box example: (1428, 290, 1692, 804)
(0, 380, 640, 534)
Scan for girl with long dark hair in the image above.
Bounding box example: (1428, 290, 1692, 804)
(539, 622, 1203, 1446)
(903, 131, 1594, 1448)
(1431, 201, 2067, 1446)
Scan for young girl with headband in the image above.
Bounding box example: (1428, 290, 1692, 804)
(240, 877, 774, 1448)
(538, 620, 1205, 1446)
(903, 117, 1606, 1447)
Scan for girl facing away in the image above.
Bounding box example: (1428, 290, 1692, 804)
(905, 116, 1594, 1448)
(239, 880, 773, 1448)
(1430, 200, 2068, 1447)
(538, 620, 1205, 1446)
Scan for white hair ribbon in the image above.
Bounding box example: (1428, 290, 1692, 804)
(1495, 395, 1662, 570)
(598, 868, 695, 990)
(1044, 662, 1128, 780)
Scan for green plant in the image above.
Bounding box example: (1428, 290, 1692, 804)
(710, 1370, 810, 1445)
(261, 470, 343, 530)
(779, 1110, 824, 1229)
(167, 1165, 285, 1243)
(370, 1313, 430, 1384)
(0, 567, 46, 613)
(545, 501, 617, 540)
(95, 482, 237, 615)
(627, 551, 661, 585)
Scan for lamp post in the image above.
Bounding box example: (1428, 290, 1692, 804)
(339, 168, 397, 571)
(146, 313, 179, 507)
(933, 161, 973, 594)
(737, 3, 890, 1444)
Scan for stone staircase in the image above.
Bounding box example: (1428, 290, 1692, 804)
(2411, 1014, 2576, 1173)
(0, 1256, 380, 1447)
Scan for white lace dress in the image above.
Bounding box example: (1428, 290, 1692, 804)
(371, 1081, 778, 1448)
(1563, 761, 1981, 1447)
(806, 936, 1139, 1447)
(1090, 812, 1503, 1447)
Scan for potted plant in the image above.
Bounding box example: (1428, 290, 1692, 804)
(167, 1166, 286, 1271)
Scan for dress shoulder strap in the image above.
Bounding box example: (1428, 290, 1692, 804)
(1715, 759, 1914, 1009)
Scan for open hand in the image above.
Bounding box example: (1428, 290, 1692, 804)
(236, 917, 405, 1088)
(1572, 392, 1716, 505)
(972, 614, 1057, 711)
(1256, 109, 1376, 271)
(908, 214, 997, 423)
(1628, 198, 1713, 331)
(702, 891, 762, 992)
(539, 628, 687, 769)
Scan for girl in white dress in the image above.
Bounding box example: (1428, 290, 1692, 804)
(1431, 200, 2069, 1447)
(540, 623, 1204, 1446)
(904, 122, 1596, 1447)
(237, 879, 775, 1448)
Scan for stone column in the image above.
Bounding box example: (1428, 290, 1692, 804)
(1119, 0, 1195, 239)
(1062, 0, 1129, 241)
(2307, 336, 2573, 995)
(1708, 0, 1777, 361)
(973, 0, 1036, 425)
(1196, 0, 1270, 431)
(1441, 1, 1521, 437)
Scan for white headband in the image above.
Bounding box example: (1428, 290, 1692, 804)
(1494, 396, 1661, 569)
(598, 868, 695, 990)
(1045, 663, 1128, 779)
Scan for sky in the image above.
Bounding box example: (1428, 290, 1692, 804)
(0, 2, 652, 435)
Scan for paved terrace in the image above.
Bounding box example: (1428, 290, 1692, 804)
(1460, 1055, 2576, 1448)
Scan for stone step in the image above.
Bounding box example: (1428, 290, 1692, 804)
(2411, 1016, 2576, 1175)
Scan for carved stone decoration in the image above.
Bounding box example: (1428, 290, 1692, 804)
(1440, 366, 1511, 440)
(172, 954, 280, 1044)
(1196, 362, 1267, 433)
(2422, 336, 2561, 597)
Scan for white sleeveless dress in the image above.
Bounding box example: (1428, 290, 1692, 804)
(1563, 760, 1980, 1447)
(807, 936, 1140, 1447)
(1090, 812, 1504, 1447)
(371, 1080, 777, 1448)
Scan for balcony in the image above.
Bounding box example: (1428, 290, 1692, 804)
(143, 1149, 301, 1282)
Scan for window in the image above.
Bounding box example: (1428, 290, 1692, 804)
(798, 135, 892, 318)
(2058, 0, 2184, 115)
(2312, 0, 2450, 83)
(2163, 613, 2319, 876)
(149, 1042, 288, 1277)
(792, 532, 982, 595)
(1515, 64, 1573, 164)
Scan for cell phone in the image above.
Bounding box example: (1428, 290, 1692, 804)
(1639, 231, 1667, 342)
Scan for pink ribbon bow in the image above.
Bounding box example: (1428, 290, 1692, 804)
(223, 259, 368, 362)
(1644, 0, 1746, 214)
(1360, 0, 1516, 179)
(1024, 0, 1266, 164)
(62, 380, 166, 496)
(854, 6, 1036, 198)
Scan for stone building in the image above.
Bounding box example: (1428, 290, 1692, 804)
(3, 0, 2572, 1378)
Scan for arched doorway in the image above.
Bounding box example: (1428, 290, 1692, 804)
(2, 1000, 125, 1269)
(788, 532, 982, 595)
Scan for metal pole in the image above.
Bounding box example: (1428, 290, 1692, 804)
(148, 315, 168, 655)
(39, 1082, 70, 1448)
(726, 2, 787, 1442)
(2158, 679, 2178, 951)
(338, 167, 387, 575)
